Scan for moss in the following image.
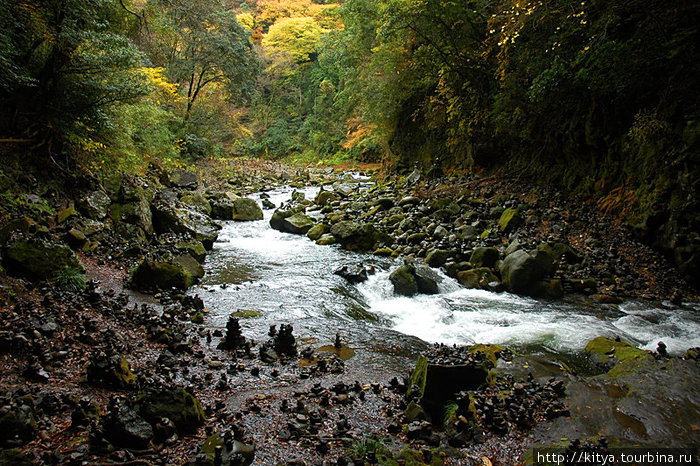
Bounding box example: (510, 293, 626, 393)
(346, 305, 379, 322)
(498, 208, 521, 233)
(138, 388, 205, 433)
(407, 355, 428, 400)
(231, 309, 262, 319)
(131, 260, 192, 291)
(373, 247, 394, 256)
(4, 241, 84, 280)
(584, 337, 654, 378)
(467, 344, 505, 368)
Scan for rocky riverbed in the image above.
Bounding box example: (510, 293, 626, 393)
(0, 162, 698, 464)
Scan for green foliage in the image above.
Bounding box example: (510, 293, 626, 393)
(52, 267, 88, 292)
(0, 192, 55, 218)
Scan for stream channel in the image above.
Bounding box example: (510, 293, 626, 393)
(192, 180, 700, 378)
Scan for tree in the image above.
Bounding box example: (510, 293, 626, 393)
(145, 0, 260, 124)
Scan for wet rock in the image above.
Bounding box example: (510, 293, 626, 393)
(314, 190, 337, 207)
(262, 199, 276, 210)
(193, 432, 255, 466)
(138, 387, 205, 433)
(457, 267, 499, 290)
(103, 402, 153, 449)
(281, 212, 315, 235)
(532, 279, 564, 299)
(3, 240, 84, 281)
(172, 254, 205, 283)
(499, 249, 554, 295)
(330, 221, 383, 251)
(131, 260, 193, 292)
(414, 265, 440, 294)
(86, 352, 137, 389)
(469, 247, 500, 268)
(232, 198, 263, 221)
(315, 234, 336, 245)
(389, 264, 417, 296)
(425, 249, 450, 268)
(332, 182, 356, 197)
(584, 336, 653, 373)
(334, 264, 368, 284)
(306, 223, 328, 241)
(176, 240, 208, 263)
(270, 206, 304, 232)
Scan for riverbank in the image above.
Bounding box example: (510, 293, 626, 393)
(0, 161, 698, 464)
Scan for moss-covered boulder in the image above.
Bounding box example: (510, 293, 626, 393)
(172, 254, 204, 283)
(3, 241, 84, 280)
(86, 353, 137, 389)
(103, 403, 153, 449)
(138, 388, 205, 433)
(270, 206, 303, 231)
(584, 337, 653, 374)
(330, 221, 384, 251)
(282, 212, 315, 234)
(306, 223, 328, 241)
(176, 240, 207, 263)
(532, 279, 564, 299)
(131, 260, 193, 292)
(457, 267, 499, 290)
(389, 264, 417, 296)
(79, 190, 111, 220)
(232, 198, 263, 221)
(314, 189, 337, 207)
(316, 234, 336, 245)
(498, 208, 522, 233)
(425, 248, 450, 268)
(469, 247, 500, 268)
(537, 242, 582, 265)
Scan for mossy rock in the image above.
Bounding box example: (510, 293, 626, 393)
(86, 354, 137, 389)
(231, 309, 262, 319)
(176, 240, 207, 263)
(131, 260, 192, 292)
(389, 264, 417, 296)
(373, 247, 394, 256)
(469, 247, 500, 268)
(172, 254, 204, 283)
(457, 268, 498, 290)
(0, 449, 33, 465)
(467, 344, 505, 368)
(532, 279, 564, 299)
(537, 242, 581, 265)
(3, 241, 84, 281)
(282, 212, 315, 234)
(57, 205, 78, 224)
(232, 198, 263, 221)
(306, 223, 328, 241)
(425, 249, 450, 268)
(138, 388, 205, 433)
(584, 337, 653, 375)
(498, 208, 521, 233)
(316, 234, 336, 245)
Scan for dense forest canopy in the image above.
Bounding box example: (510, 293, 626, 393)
(1, 0, 699, 257)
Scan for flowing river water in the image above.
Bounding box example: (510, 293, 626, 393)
(192, 182, 700, 375)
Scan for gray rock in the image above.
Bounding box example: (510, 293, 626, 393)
(104, 403, 153, 449)
(232, 198, 263, 221)
(470, 247, 500, 268)
(79, 190, 110, 219)
(390, 264, 417, 296)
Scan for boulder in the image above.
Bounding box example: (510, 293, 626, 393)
(138, 388, 205, 433)
(172, 254, 205, 283)
(537, 242, 582, 265)
(306, 223, 328, 241)
(499, 249, 554, 295)
(314, 189, 338, 207)
(86, 353, 137, 389)
(151, 194, 221, 248)
(584, 337, 653, 373)
(232, 198, 263, 221)
(414, 265, 440, 294)
(532, 279, 564, 299)
(131, 260, 193, 292)
(164, 169, 198, 189)
(330, 221, 383, 251)
(457, 268, 499, 290)
(498, 208, 522, 233)
(103, 403, 153, 449)
(180, 191, 212, 215)
(389, 264, 417, 296)
(469, 247, 500, 268)
(332, 182, 356, 197)
(79, 190, 110, 219)
(316, 234, 336, 245)
(425, 249, 450, 268)
(3, 241, 84, 280)
(111, 180, 154, 242)
(176, 240, 207, 263)
(281, 212, 315, 234)
(334, 264, 368, 284)
(270, 206, 303, 231)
